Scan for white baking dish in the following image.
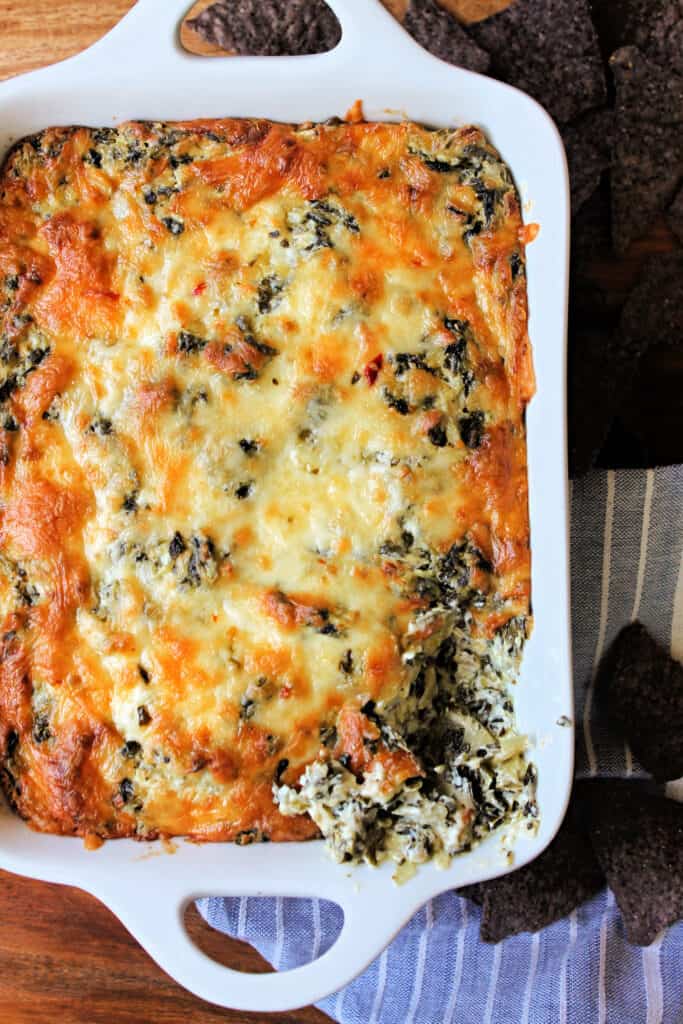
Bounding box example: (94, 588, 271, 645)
(0, 0, 572, 1011)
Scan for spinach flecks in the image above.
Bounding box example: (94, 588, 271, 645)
(0, 344, 51, 407)
(118, 778, 134, 804)
(510, 251, 524, 280)
(442, 319, 475, 396)
(257, 274, 285, 314)
(459, 411, 485, 449)
(177, 330, 207, 353)
(169, 531, 186, 559)
(32, 714, 51, 744)
(287, 198, 360, 254)
(235, 481, 253, 500)
(472, 181, 500, 226)
(162, 216, 184, 236)
(444, 340, 466, 375)
(311, 199, 359, 233)
(183, 535, 219, 588)
(393, 352, 437, 378)
(428, 423, 448, 447)
(423, 157, 457, 173)
(121, 491, 139, 513)
(83, 148, 102, 169)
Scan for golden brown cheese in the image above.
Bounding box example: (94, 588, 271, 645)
(0, 118, 533, 844)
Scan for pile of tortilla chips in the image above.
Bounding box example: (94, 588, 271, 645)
(188, 0, 341, 55)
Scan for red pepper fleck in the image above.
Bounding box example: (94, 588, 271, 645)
(381, 561, 400, 578)
(363, 353, 383, 385)
(280, 684, 293, 699)
(193, 281, 207, 296)
(419, 409, 443, 433)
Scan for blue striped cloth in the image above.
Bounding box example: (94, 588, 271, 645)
(199, 466, 683, 1023)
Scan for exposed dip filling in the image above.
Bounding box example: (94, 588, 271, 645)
(0, 117, 536, 869)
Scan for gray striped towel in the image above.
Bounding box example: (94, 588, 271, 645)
(199, 466, 683, 1023)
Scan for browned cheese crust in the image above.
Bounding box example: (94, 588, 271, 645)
(0, 118, 533, 843)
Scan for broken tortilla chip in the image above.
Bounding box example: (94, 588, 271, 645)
(598, 620, 683, 781)
(577, 781, 683, 946)
(473, 801, 604, 942)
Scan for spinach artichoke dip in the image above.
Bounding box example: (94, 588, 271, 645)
(0, 116, 537, 870)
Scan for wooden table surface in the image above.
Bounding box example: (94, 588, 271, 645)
(0, 2, 680, 1023)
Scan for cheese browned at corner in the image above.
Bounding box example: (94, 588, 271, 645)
(0, 117, 536, 867)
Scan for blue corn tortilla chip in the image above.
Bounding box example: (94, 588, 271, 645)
(598, 621, 683, 781)
(188, 0, 341, 56)
(468, 0, 606, 125)
(562, 109, 614, 215)
(403, 0, 490, 72)
(610, 46, 683, 254)
(473, 801, 604, 942)
(458, 883, 483, 905)
(610, 45, 683, 126)
(590, 0, 683, 72)
(567, 188, 645, 476)
(577, 781, 683, 945)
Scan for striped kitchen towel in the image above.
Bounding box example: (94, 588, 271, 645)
(199, 466, 683, 1024)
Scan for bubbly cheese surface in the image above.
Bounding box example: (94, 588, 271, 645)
(0, 118, 534, 849)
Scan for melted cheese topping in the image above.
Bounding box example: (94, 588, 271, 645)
(0, 118, 533, 846)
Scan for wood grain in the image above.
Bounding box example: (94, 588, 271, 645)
(0, 1, 135, 81)
(0, 869, 331, 1024)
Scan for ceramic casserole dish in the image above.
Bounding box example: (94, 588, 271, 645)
(0, 0, 572, 1011)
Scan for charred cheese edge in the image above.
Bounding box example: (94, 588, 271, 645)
(0, 118, 536, 864)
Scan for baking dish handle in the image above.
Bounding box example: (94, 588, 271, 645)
(106, 883, 416, 1013)
(323, 0, 428, 61)
(76, 0, 427, 68)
